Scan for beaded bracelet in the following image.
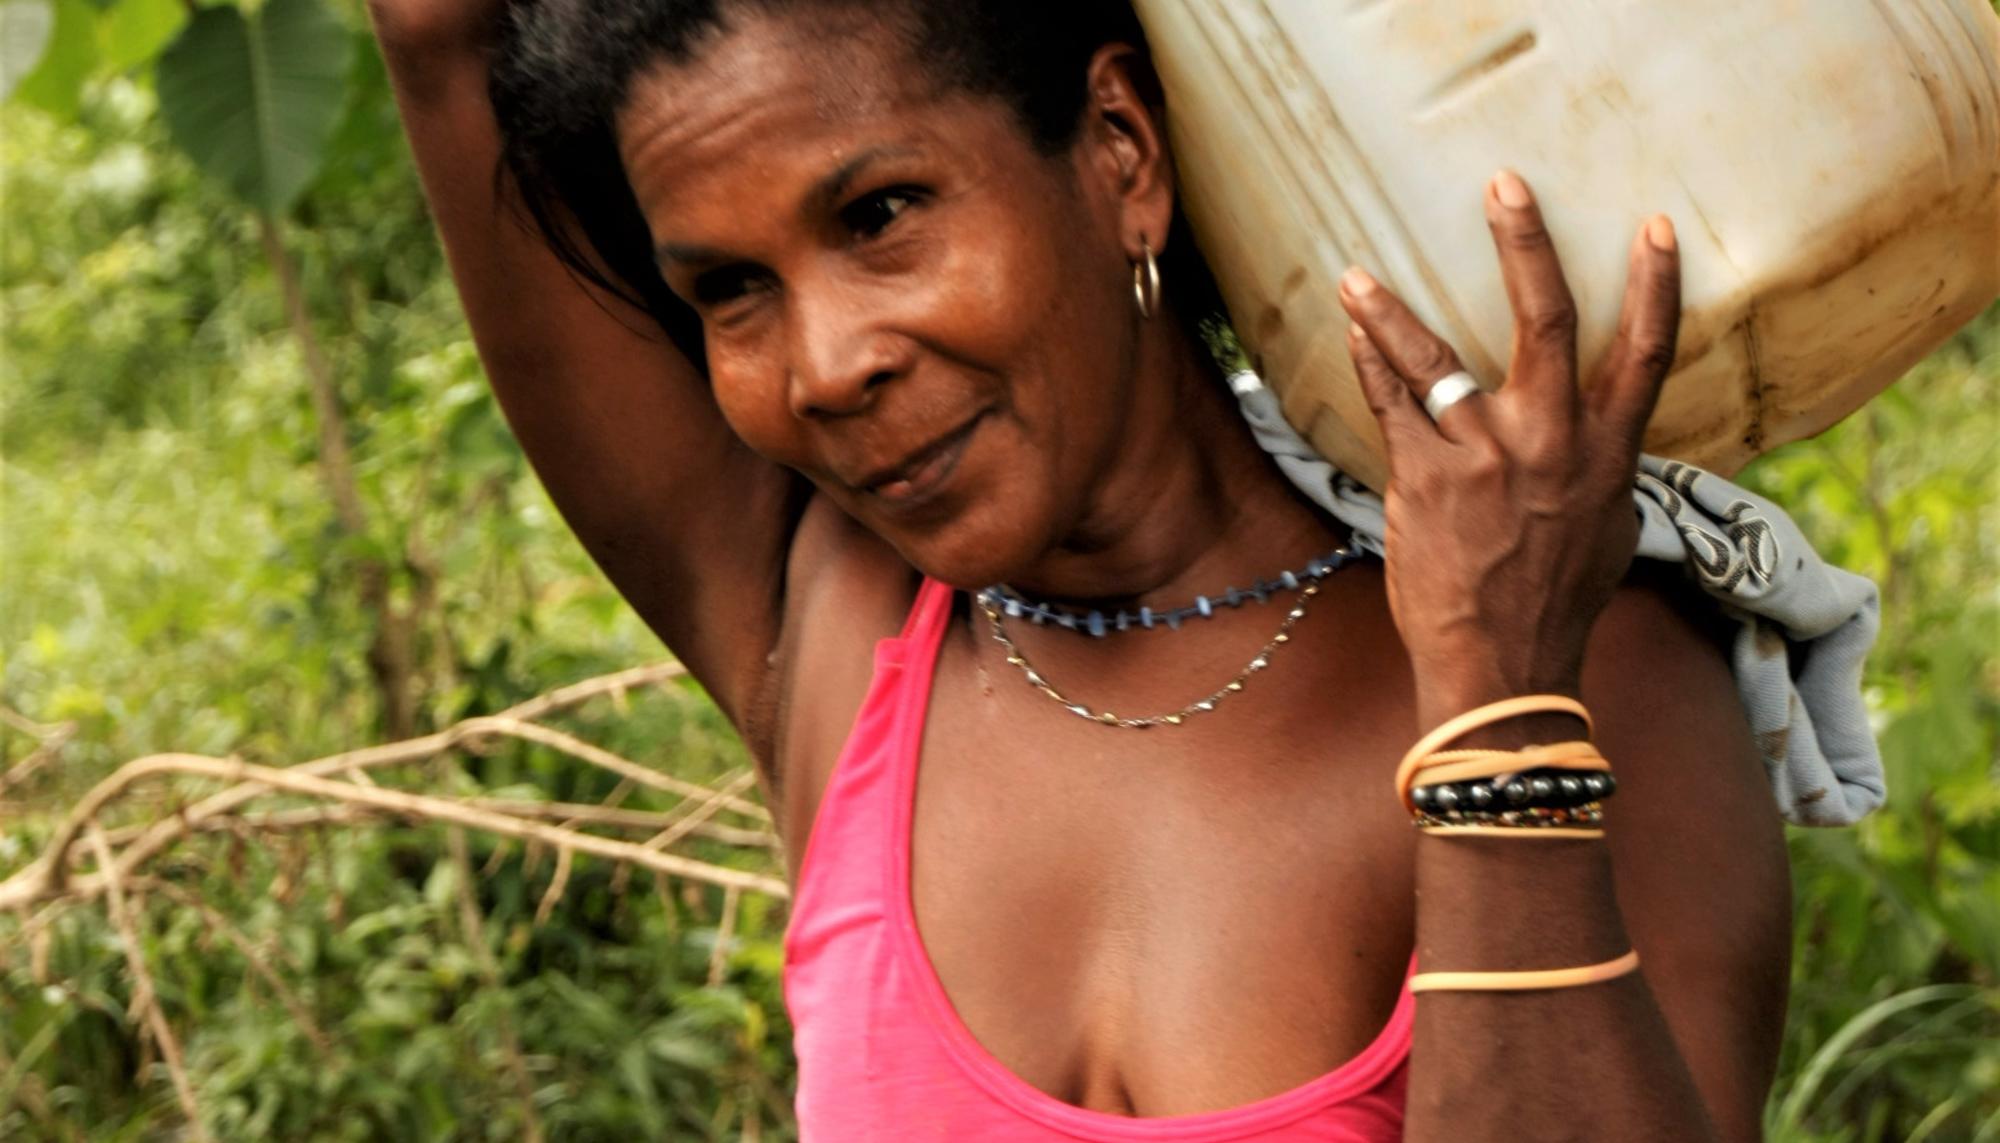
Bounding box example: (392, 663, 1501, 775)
(1395, 697, 1619, 838)
(1399, 700, 1639, 995)
(1412, 802, 1605, 829)
(1393, 696, 1595, 811)
(1410, 767, 1618, 816)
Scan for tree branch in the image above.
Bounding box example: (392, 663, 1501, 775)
(1, 754, 787, 911)
(86, 828, 212, 1142)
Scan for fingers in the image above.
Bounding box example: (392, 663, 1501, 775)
(1339, 176, 1675, 471)
(1589, 215, 1681, 450)
(1338, 267, 1485, 442)
(1485, 170, 1579, 417)
(1347, 320, 1434, 458)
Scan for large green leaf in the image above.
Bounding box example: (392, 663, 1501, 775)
(154, 0, 350, 215)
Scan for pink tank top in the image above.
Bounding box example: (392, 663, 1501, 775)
(783, 577, 1414, 1140)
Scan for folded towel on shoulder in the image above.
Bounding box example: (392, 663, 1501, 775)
(1233, 370, 1885, 827)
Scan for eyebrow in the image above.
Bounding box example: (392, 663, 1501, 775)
(653, 143, 925, 267)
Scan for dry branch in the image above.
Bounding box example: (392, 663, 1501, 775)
(708, 885, 742, 988)
(489, 662, 685, 723)
(0, 706, 76, 797)
(0, 658, 790, 1136)
(468, 800, 778, 848)
(2, 662, 782, 911)
(478, 718, 769, 819)
(90, 712, 767, 892)
(533, 844, 575, 926)
(86, 829, 212, 1142)
(1, 755, 788, 911)
(88, 803, 779, 851)
(642, 770, 763, 854)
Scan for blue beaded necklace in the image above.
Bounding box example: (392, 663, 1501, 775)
(976, 547, 1360, 638)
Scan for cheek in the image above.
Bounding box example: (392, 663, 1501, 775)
(942, 203, 1117, 409)
(994, 236, 1129, 445)
(706, 353, 808, 468)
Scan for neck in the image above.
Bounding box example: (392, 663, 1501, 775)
(1007, 314, 1345, 609)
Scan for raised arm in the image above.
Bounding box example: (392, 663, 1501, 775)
(366, 1, 809, 749)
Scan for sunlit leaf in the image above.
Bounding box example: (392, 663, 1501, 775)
(95, 0, 184, 73)
(0, 0, 53, 101)
(5, 0, 90, 115)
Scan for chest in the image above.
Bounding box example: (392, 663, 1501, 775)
(897, 587, 1422, 1115)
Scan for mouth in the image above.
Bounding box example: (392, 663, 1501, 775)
(860, 411, 988, 506)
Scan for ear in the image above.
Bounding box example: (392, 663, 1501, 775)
(1074, 43, 1176, 263)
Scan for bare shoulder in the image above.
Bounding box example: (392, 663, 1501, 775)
(744, 494, 920, 848)
(1582, 564, 1791, 1142)
(782, 493, 924, 633)
(1583, 564, 1778, 831)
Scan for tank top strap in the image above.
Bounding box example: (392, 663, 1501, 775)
(896, 575, 959, 646)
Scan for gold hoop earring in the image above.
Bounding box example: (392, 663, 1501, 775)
(1132, 238, 1162, 320)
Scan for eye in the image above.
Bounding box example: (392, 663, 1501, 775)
(841, 187, 923, 239)
(693, 264, 766, 308)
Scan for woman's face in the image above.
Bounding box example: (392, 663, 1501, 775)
(615, 8, 1163, 587)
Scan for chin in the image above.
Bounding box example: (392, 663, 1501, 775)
(825, 411, 1075, 590)
(866, 490, 1055, 592)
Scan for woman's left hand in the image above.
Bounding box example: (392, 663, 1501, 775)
(1337, 169, 1681, 719)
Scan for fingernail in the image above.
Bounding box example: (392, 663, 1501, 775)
(1341, 266, 1377, 297)
(1492, 169, 1532, 209)
(1347, 321, 1367, 342)
(1645, 214, 1676, 252)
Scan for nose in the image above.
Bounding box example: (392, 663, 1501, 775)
(785, 282, 904, 419)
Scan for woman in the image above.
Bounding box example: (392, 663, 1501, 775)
(368, 1, 1808, 1137)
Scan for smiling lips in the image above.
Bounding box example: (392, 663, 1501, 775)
(861, 412, 987, 506)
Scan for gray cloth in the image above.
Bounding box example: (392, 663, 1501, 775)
(1231, 371, 1885, 826)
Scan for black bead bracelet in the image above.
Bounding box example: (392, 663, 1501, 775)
(1412, 802, 1606, 831)
(1409, 767, 1617, 816)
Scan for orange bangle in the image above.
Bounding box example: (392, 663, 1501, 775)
(1418, 824, 1606, 840)
(1392, 695, 1593, 806)
(1410, 949, 1640, 993)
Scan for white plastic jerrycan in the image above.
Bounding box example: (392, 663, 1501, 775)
(1134, 0, 2000, 491)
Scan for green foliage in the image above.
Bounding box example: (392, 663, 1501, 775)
(156, 0, 350, 215)
(2, 804, 792, 1140)
(3, 25, 797, 1128)
(1739, 308, 2000, 1141)
(2, 0, 189, 116)
(95, 0, 185, 76)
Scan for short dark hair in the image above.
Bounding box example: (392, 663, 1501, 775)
(488, 0, 1225, 362)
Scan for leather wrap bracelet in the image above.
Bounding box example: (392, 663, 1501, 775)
(1400, 697, 1638, 993)
(1398, 696, 1618, 838)
(1394, 696, 1594, 810)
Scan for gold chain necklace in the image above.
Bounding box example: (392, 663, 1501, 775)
(975, 580, 1323, 729)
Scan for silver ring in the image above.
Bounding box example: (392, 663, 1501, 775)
(1422, 371, 1483, 422)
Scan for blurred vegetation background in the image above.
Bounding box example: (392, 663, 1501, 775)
(1, 0, 1994, 1139)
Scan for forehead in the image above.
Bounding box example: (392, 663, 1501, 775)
(616, 8, 989, 228)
